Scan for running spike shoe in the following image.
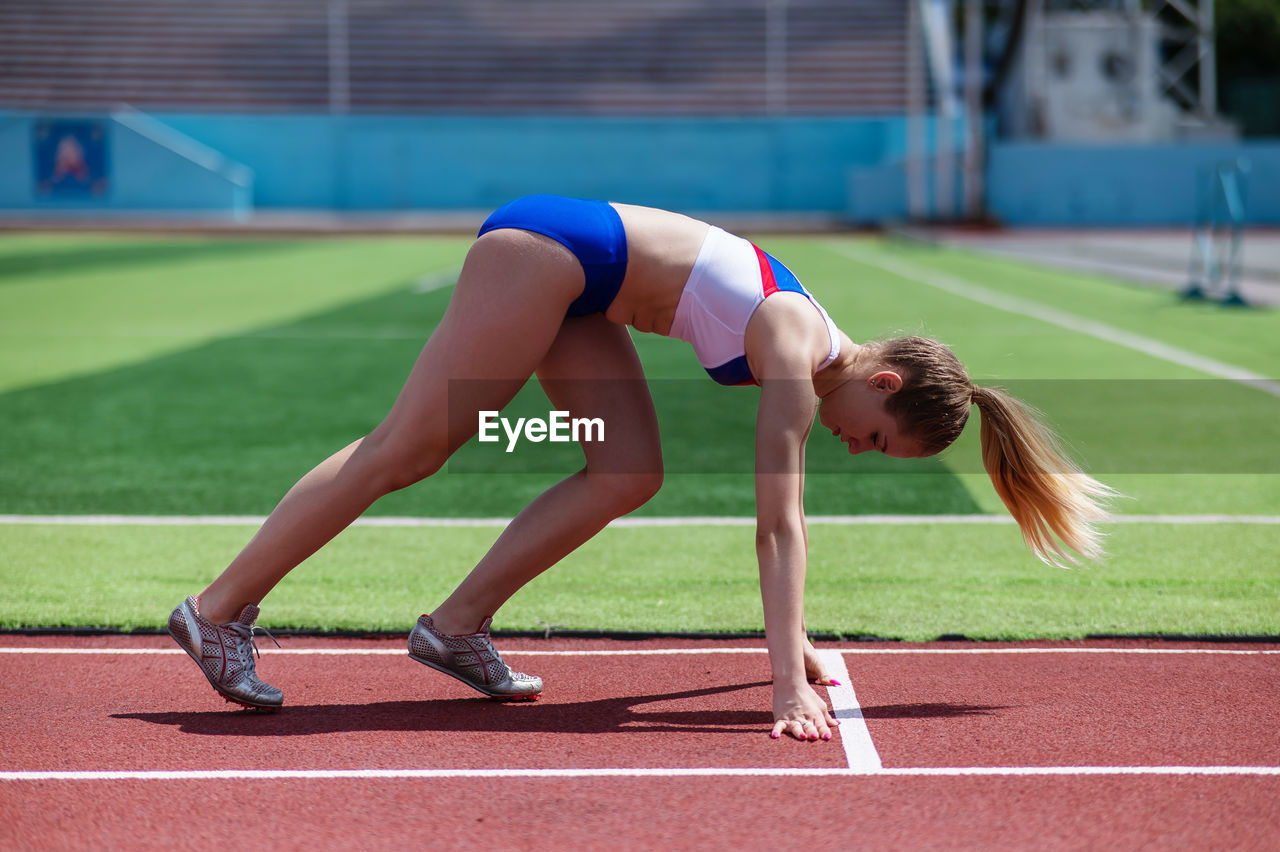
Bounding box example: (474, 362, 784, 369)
(408, 613, 543, 701)
(167, 595, 284, 711)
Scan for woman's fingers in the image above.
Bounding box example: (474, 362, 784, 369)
(771, 680, 839, 741)
(772, 716, 834, 741)
(802, 642, 841, 687)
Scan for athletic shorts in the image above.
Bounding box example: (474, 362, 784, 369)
(477, 195, 629, 318)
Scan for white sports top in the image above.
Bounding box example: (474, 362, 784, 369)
(668, 226, 840, 386)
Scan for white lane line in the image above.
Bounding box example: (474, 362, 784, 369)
(819, 649, 882, 771)
(2, 514, 1277, 527)
(3, 766, 1278, 781)
(827, 243, 1280, 399)
(2, 648, 1277, 656)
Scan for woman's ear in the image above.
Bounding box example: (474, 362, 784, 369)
(867, 370, 904, 393)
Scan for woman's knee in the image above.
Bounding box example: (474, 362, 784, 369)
(589, 468, 664, 515)
(353, 432, 451, 494)
(631, 469, 665, 509)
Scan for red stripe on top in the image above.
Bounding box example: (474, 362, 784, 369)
(753, 244, 778, 297)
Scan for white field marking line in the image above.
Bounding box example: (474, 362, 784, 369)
(3, 766, 1279, 782)
(3, 648, 1277, 656)
(242, 328, 426, 342)
(827, 242, 1280, 399)
(411, 265, 460, 293)
(2, 514, 1278, 527)
(818, 649, 882, 771)
(234, 266, 462, 342)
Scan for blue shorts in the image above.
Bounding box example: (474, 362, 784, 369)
(478, 195, 629, 318)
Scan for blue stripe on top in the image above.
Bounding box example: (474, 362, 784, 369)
(763, 250, 806, 296)
(705, 355, 755, 386)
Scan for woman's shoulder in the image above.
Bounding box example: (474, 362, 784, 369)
(745, 292, 836, 379)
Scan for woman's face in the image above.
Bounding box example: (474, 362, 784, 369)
(817, 371, 924, 459)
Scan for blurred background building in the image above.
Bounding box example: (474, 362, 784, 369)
(0, 0, 1277, 228)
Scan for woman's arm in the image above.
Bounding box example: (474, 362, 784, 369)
(746, 291, 842, 740)
(754, 376, 839, 740)
(793, 421, 837, 686)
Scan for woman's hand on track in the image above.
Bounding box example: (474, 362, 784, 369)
(770, 680, 840, 741)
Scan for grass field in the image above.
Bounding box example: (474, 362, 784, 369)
(1, 231, 1276, 638)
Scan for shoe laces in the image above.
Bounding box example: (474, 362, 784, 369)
(225, 621, 279, 678)
(426, 619, 536, 683)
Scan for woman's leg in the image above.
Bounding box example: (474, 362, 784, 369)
(429, 312, 663, 636)
(196, 229, 586, 624)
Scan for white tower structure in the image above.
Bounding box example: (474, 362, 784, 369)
(1012, 0, 1232, 141)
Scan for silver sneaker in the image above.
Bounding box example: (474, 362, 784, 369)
(408, 614, 543, 701)
(167, 595, 284, 711)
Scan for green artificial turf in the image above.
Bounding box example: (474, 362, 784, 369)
(0, 522, 1275, 639)
(1, 232, 1276, 636)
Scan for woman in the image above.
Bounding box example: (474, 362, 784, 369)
(168, 195, 1114, 741)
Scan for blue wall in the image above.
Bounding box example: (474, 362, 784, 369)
(154, 114, 909, 213)
(987, 141, 1280, 226)
(3, 109, 1278, 224)
(0, 112, 916, 216)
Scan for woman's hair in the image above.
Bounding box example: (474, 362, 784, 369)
(867, 336, 1117, 567)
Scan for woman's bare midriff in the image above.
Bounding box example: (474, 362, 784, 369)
(605, 202, 711, 336)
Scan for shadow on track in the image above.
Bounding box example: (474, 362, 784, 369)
(113, 681, 1006, 737)
(860, 703, 1011, 719)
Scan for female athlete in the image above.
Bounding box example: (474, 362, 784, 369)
(168, 195, 1113, 741)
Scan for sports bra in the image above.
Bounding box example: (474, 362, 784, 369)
(668, 226, 840, 386)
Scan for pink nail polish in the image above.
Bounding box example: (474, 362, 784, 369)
(830, 679, 842, 686)
(771, 732, 780, 739)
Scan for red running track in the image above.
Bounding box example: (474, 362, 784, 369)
(1, 635, 1278, 850)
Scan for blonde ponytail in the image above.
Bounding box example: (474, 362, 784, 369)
(868, 336, 1117, 566)
(970, 385, 1117, 566)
